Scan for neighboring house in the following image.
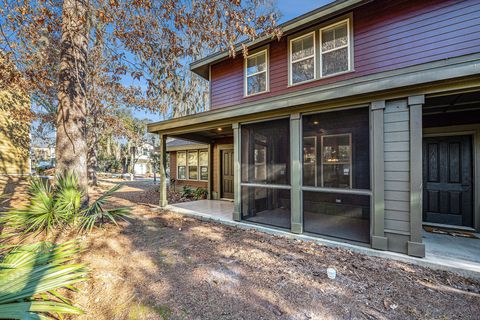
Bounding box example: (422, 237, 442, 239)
(0, 88, 31, 207)
(31, 146, 55, 169)
(148, 0, 480, 258)
(0, 90, 30, 175)
(166, 138, 210, 191)
(133, 142, 155, 176)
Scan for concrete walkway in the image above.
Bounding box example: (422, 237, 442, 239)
(166, 200, 480, 279)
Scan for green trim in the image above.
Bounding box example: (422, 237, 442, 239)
(370, 102, 385, 248)
(408, 98, 424, 244)
(190, 0, 368, 79)
(407, 241, 425, 258)
(208, 143, 213, 199)
(371, 236, 388, 251)
(290, 113, 303, 234)
(149, 53, 480, 134)
(159, 135, 168, 208)
(233, 123, 241, 221)
(167, 144, 208, 152)
(215, 144, 234, 199)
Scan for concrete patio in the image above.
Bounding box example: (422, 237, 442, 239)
(166, 200, 480, 279)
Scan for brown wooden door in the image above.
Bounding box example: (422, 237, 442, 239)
(221, 149, 234, 199)
(423, 135, 473, 227)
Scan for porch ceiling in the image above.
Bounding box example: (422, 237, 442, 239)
(424, 91, 480, 114)
(169, 125, 233, 144)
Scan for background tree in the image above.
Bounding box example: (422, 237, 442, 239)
(0, 0, 280, 191)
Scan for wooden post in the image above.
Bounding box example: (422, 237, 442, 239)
(159, 134, 168, 208)
(290, 113, 303, 234)
(207, 143, 213, 200)
(233, 123, 241, 221)
(370, 101, 388, 250)
(408, 95, 425, 257)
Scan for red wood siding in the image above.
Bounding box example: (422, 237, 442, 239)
(210, 0, 480, 109)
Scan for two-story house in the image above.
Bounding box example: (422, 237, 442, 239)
(148, 0, 480, 258)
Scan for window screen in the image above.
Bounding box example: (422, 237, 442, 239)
(241, 118, 290, 185)
(302, 108, 370, 189)
(302, 107, 370, 243)
(241, 118, 291, 229)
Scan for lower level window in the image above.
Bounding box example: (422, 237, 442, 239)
(199, 150, 209, 181)
(177, 152, 187, 179)
(176, 149, 209, 181)
(188, 151, 198, 180)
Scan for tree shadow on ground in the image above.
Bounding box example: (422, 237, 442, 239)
(72, 188, 480, 320)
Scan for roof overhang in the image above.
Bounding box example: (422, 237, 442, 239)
(190, 0, 371, 79)
(150, 53, 480, 135)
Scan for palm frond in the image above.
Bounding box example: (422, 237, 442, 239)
(78, 184, 131, 233)
(0, 241, 87, 319)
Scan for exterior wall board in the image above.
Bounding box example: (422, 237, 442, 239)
(210, 0, 480, 110)
(383, 99, 412, 253)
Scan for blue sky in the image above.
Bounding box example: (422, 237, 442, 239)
(277, 0, 333, 21)
(137, 0, 334, 122)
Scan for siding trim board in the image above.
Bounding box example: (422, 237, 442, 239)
(382, 99, 418, 254)
(408, 95, 426, 257)
(371, 100, 387, 250)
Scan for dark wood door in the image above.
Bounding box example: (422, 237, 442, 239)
(423, 135, 473, 227)
(221, 149, 234, 199)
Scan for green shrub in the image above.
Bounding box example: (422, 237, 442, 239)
(0, 241, 87, 319)
(0, 171, 131, 237)
(193, 188, 208, 200)
(181, 186, 194, 198)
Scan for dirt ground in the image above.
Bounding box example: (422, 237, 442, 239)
(68, 180, 480, 320)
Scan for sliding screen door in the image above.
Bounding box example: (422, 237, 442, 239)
(241, 118, 291, 229)
(302, 108, 371, 243)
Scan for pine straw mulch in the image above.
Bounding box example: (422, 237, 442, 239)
(59, 181, 480, 320)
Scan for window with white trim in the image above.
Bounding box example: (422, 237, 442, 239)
(290, 32, 315, 85)
(199, 149, 209, 181)
(177, 151, 187, 180)
(320, 20, 350, 77)
(245, 49, 268, 96)
(187, 150, 198, 180)
(176, 149, 209, 181)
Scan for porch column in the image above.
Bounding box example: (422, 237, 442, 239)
(232, 122, 241, 221)
(408, 95, 425, 257)
(370, 101, 388, 250)
(207, 143, 213, 200)
(290, 113, 303, 234)
(159, 134, 168, 208)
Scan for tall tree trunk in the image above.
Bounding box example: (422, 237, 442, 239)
(88, 118, 98, 186)
(56, 0, 89, 191)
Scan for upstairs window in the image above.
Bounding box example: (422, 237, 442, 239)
(288, 17, 352, 85)
(245, 49, 268, 96)
(290, 32, 316, 85)
(320, 20, 350, 77)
